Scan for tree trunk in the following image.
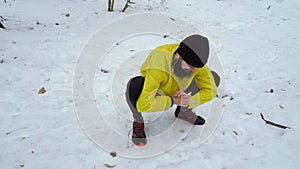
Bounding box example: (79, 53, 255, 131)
(108, 0, 115, 12)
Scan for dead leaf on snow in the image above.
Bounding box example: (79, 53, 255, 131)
(110, 152, 117, 158)
(65, 13, 70, 17)
(101, 69, 109, 73)
(245, 112, 253, 115)
(232, 131, 238, 136)
(38, 87, 46, 94)
(163, 35, 169, 38)
(104, 164, 116, 168)
(279, 105, 284, 109)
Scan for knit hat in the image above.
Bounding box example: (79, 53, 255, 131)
(176, 34, 209, 68)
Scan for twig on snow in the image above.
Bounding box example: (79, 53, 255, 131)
(260, 113, 290, 129)
(6, 127, 29, 135)
(0, 22, 5, 29)
(0, 16, 8, 21)
(122, 1, 135, 12)
(121, 1, 129, 12)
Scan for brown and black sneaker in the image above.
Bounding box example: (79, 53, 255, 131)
(132, 121, 147, 146)
(175, 106, 205, 125)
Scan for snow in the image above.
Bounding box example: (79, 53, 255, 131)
(1, 0, 300, 169)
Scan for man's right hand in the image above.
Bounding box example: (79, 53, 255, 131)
(172, 90, 191, 107)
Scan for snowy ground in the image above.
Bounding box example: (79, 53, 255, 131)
(1, 0, 300, 169)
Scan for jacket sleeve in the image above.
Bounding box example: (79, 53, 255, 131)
(136, 69, 173, 112)
(189, 65, 217, 108)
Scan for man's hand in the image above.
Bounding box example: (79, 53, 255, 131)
(172, 90, 191, 107)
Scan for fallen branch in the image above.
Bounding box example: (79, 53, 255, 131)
(260, 113, 290, 129)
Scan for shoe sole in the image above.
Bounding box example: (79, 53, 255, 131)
(133, 142, 146, 146)
(176, 117, 206, 125)
(132, 137, 147, 146)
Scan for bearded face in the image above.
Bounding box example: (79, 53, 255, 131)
(172, 57, 193, 78)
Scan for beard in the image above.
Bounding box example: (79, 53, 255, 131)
(172, 57, 192, 78)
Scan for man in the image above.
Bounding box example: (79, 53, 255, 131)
(125, 34, 220, 146)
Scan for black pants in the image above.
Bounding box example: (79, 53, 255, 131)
(125, 71, 220, 121)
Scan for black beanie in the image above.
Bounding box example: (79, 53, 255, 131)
(176, 34, 209, 68)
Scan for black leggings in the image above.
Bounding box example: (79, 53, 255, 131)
(125, 71, 220, 121)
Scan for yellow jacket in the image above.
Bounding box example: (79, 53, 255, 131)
(136, 43, 217, 112)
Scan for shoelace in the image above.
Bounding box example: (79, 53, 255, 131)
(127, 122, 144, 139)
(133, 122, 144, 135)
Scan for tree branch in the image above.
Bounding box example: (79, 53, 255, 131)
(260, 113, 290, 129)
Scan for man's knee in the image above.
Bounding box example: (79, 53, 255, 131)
(130, 76, 145, 87)
(126, 76, 145, 93)
(210, 71, 220, 87)
(126, 76, 145, 104)
(185, 70, 220, 95)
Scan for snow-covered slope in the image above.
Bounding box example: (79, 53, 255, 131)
(1, 0, 300, 169)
